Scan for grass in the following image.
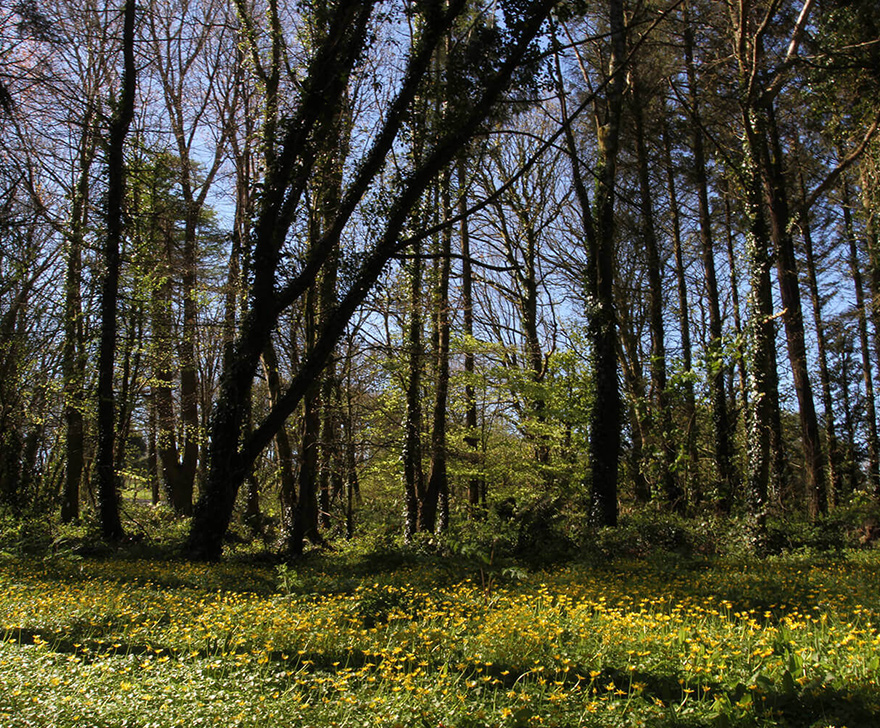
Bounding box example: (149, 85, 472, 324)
(1, 549, 879, 727)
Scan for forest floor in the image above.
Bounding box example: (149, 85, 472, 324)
(1, 547, 879, 727)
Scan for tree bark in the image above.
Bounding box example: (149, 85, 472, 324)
(460, 162, 483, 515)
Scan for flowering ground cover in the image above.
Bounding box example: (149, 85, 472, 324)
(1, 551, 878, 727)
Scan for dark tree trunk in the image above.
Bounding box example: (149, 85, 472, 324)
(62, 134, 93, 523)
(632, 77, 680, 512)
(661, 112, 698, 502)
(684, 4, 735, 510)
(403, 234, 425, 541)
(797, 159, 841, 507)
(460, 163, 483, 515)
(760, 107, 827, 516)
(556, 1, 625, 528)
(843, 180, 880, 496)
(95, 0, 136, 542)
(262, 341, 298, 544)
(618, 310, 651, 504)
(421, 173, 453, 534)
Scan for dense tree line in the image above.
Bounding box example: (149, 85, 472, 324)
(0, 0, 878, 558)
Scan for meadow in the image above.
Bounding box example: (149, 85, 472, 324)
(1, 547, 879, 727)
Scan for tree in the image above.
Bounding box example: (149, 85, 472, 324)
(95, 0, 136, 542)
(186, 0, 559, 560)
(143, 0, 237, 515)
(555, 0, 627, 527)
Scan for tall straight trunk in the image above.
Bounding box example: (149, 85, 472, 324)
(843, 179, 880, 495)
(460, 162, 483, 514)
(866, 201, 880, 499)
(151, 222, 191, 513)
(742, 104, 791, 524)
(318, 364, 339, 531)
(114, 299, 143, 477)
(618, 312, 651, 503)
(290, 385, 322, 553)
(861, 165, 880, 412)
(422, 173, 453, 534)
(343, 376, 359, 539)
(797, 161, 841, 506)
(743, 152, 774, 529)
(96, 0, 136, 542)
(315, 102, 348, 532)
(586, 0, 625, 528)
(262, 341, 298, 543)
(723, 184, 749, 409)
(632, 78, 680, 512)
(684, 3, 735, 509)
(290, 286, 323, 553)
(761, 107, 827, 516)
(837, 334, 860, 494)
(177, 209, 200, 509)
(403, 235, 425, 541)
(62, 131, 94, 523)
(148, 396, 159, 505)
(556, 1, 625, 527)
(661, 113, 698, 501)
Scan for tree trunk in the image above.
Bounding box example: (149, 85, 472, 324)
(95, 0, 136, 542)
(460, 162, 483, 515)
(723, 184, 748, 412)
(633, 76, 680, 512)
(761, 107, 826, 517)
(743, 155, 774, 534)
(797, 159, 841, 507)
(262, 341, 298, 544)
(62, 132, 93, 523)
(661, 112, 698, 503)
(557, 1, 625, 527)
(684, 3, 735, 510)
(843, 178, 880, 496)
(403, 233, 425, 541)
(421, 173, 453, 534)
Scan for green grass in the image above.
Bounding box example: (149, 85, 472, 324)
(1, 550, 879, 727)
